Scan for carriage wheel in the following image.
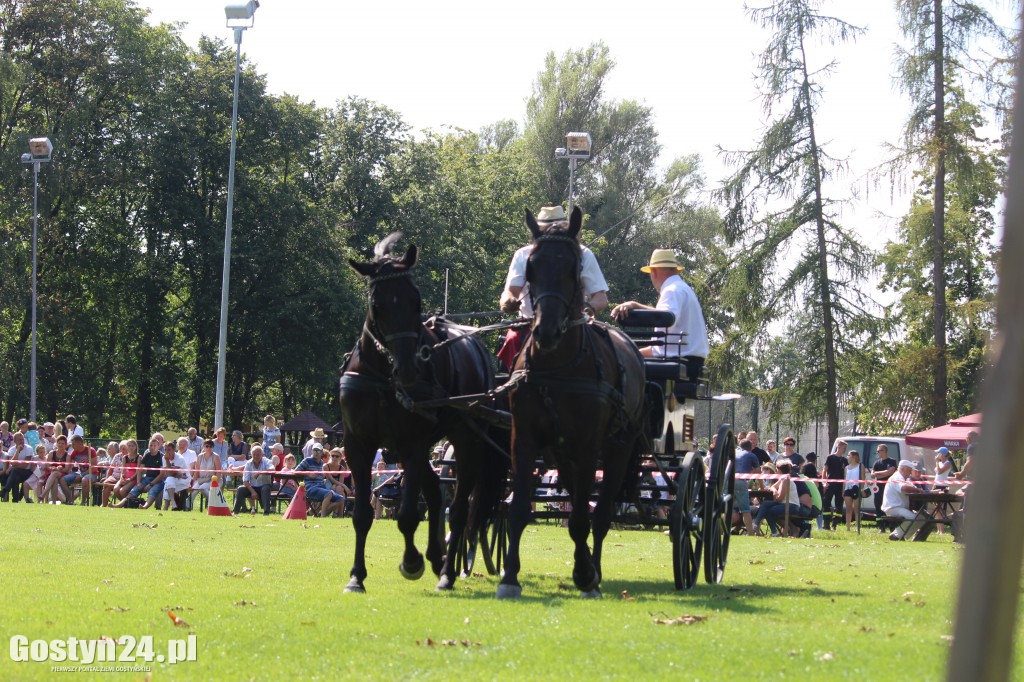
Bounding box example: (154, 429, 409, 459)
(671, 451, 705, 590)
(487, 500, 508, 577)
(703, 424, 736, 584)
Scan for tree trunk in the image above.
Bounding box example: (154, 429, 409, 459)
(932, 0, 949, 425)
(799, 22, 841, 444)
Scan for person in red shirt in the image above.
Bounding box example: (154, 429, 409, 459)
(65, 435, 98, 506)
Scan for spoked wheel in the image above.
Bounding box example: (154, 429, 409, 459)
(453, 525, 479, 578)
(703, 424, 736, 584)
(671, 451, 706, 590)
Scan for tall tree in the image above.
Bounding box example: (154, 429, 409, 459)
(892, 0, 1010, 425)
(717, 0, 871, 445)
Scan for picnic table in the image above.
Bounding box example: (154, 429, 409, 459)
(909, 490, 964, 541)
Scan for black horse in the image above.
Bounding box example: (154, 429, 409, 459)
(341, 234, 508, 592)
(497, 207, 646, 599)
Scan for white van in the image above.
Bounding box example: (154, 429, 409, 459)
(826, 437, 937, 513)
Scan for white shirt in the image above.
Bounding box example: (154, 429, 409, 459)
(69, 425, 85, 439)
(166, 453, 192, 486)
(881, 470, 912, 513)
(504, 244, 608, 318)
(651, 274, 709, 359)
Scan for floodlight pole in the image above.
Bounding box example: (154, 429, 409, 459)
(20, 144, 50, 422)
(214, 25, 246, 432)
(568, 158, 578, 214)
(29, 159, 40, 422)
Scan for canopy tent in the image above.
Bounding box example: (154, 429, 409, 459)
(905, 413, 981, 450)
(277, 409, 338, 449)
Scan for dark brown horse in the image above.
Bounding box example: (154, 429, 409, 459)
(341, 234, 508, 592)
(497, 207, 646, 599)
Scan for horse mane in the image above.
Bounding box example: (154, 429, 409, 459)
(373, 231, 403, 262)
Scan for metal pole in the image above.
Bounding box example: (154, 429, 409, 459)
(29, 161, 38, 422)
(214, 27, 244, 431)
(444, 268, 449, 315)
(568, 158, 576, 213)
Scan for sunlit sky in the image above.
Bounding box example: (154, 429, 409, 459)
(139, 1, 1016, 251)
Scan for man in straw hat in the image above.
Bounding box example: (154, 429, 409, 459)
(497, 204, 609, 369)
(303, 427, 327, 459)
(611, 248, 708, 380)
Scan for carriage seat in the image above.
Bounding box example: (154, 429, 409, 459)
(643, 359, 707, 400)
(616, 309, 676, 329)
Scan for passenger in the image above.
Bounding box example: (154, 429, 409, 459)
(611, 248, 709, 381)
(497, 204, 609, 370)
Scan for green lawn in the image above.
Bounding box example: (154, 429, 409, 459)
(0, 503, 1019, 681)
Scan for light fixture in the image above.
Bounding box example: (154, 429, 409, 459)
(554, 131, 591, 212)
(225, 0, 259, 26)
(27, 137, 53, 159)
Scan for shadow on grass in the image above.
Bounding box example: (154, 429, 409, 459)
(439, 576, 857, 611)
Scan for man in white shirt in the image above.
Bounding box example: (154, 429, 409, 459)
(234, 446, 274, 515)
(65, 415, 85, 440)
(161, 441, 193, 511)
(611, 248, 709, 380)
(497, 205, 609, 369)
(881, 460, 925, 540)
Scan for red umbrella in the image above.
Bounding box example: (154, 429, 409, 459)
(905, 413, 981, 450)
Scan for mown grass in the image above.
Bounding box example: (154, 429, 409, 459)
(0, 503, 1020, 681)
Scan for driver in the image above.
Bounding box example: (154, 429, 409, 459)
(497, 205, 609, 369)
(611, 248, 708, 380)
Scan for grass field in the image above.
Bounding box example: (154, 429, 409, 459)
(1, 503, 1020, 681)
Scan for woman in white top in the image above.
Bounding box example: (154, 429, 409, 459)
(933, 448, 952, 490)
(262, 415, 281, 454)
(843, 452, 866, 531)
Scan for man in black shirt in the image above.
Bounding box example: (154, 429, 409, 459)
(822, 440, 849, 530)
(748, 431, 771, 466)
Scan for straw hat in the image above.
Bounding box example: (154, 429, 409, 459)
(310, 427, 326, 439)
(641, 248, 683, 273)
(536, 205, 567, 223)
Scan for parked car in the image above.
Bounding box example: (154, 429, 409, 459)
(827, 437, 936, 514)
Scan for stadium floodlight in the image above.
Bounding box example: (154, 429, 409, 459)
(554, 131, 591, 213)
(19, 137, 52, 421)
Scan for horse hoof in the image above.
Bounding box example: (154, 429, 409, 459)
(496, 584, 522, 600)
(435, 575, 454, 591)
(580, 588, 602, 599)
(399, 560, 425, 581)
(344, 577, 366, 594)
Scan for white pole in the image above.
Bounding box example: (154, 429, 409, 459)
(29, 161, 39, 422)
(214, 27, 245, 431)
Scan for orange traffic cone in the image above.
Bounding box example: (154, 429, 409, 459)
(282, 485, 307, 520)
(207, 475, 232, 516)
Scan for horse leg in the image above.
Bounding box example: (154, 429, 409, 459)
(589, 440, 632, 595)
(568, 474, 599, 597)
(420, 461, 445, 577)
(345, 446, 375, 593)
(437, 467, 470, 591)
(396, 455, 427, 580)
(497, 438, 534, 599)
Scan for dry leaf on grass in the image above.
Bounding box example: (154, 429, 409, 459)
(653, 614, 707, 626)
(620, 590, 634, 601)
(167, 611, 190, 628)
(105, 606, 129, 612)
(235, 600, 257, 607)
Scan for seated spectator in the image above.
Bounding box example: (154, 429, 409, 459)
(233, 445, 274, 515)
(752, 459, 801, 536)
(227, 430, 250, 471)
(882, 460, 926, 540)
(186, 427, 204, 455)
(295, 444, 344, 518)
(112, 436, 165, 509)
(98, 442, 124, 507)
(269, 443, 285, 472)
(372, 460, 402, 520)
(41, 436, 72, 503)
(274, 453, 299, 499)
(174, 437, 198, 510)
(111, 440, 139, 506)
(64, 435, 98, 506)
(325, 448, 353, 502)
(1, 431, 35, 502)
(160, 442, 192, 511)
(190, 439, 219, 509)
(0, 421, 13, 449)
(24, 444, 49, 503)
(23, 421, 41, 449)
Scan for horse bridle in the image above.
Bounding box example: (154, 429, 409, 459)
(364, 269, 432, 366)
(528, 234, 587, 334)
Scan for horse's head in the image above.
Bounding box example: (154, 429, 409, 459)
(349, 232, 423, 388)
(524, 206, 584, 354)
